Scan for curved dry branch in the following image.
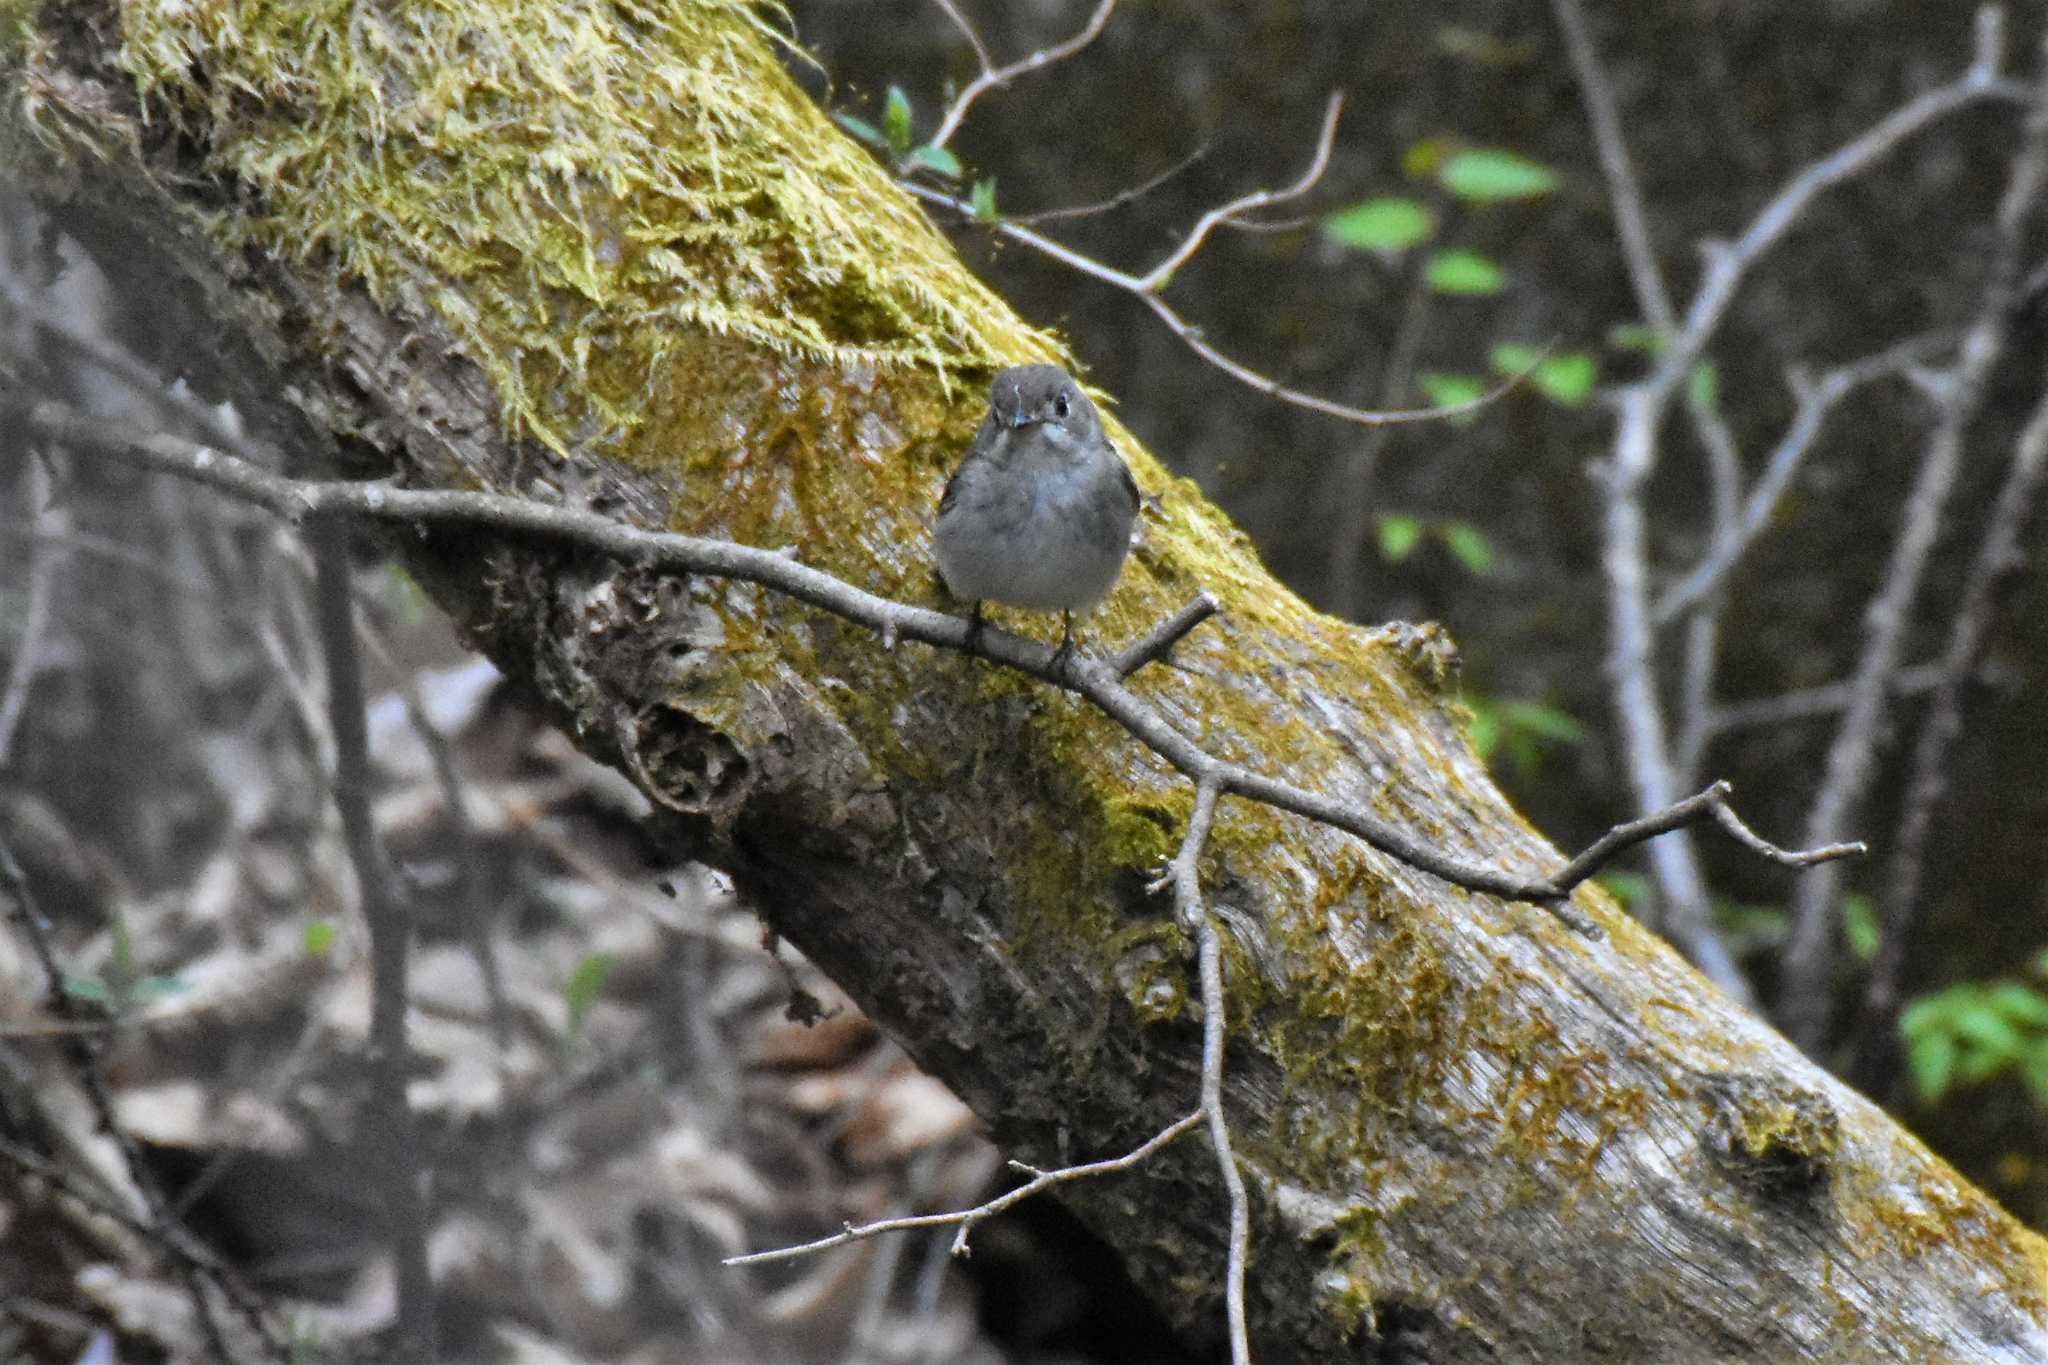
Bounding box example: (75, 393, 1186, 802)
(19, 399, 1862, 933)
(927, 0, 1118, 151)
(900, 97, 1531, 431)
(724, 1110, 1202, 1266)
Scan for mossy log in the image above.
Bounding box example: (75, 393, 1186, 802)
(5, 2, 2045, 1359)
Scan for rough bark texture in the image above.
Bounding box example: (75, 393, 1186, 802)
(5, 2, 2046, 1359)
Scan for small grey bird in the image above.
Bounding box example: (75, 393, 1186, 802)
(936, 364, 1140, 662)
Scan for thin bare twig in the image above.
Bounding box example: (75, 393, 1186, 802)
(0, 455, 60, 768)
(1661, 8, 2006, 393)
(927, 0, 1118, 151)
(1196, 915, 1249, 1365)
(1160, 779, 1250, 1365)
(903, 94, 1530, 431)
(1549, 781, 1864, 894)
(1138, 93, 1343, 291)
(1549, 0, 1732, 796)
(1320, 247, 1438, 620)
(0, 268, 259, 452)
(1706, 661, 1977, 735)
(1653, 335, 1957, 626)
(1597, 421, 1749, 994)
(1854, 368, 2048, 1081)
(352, 608, 514, 1062)
(310, 527, 436, 1359)
(1548, 0, 1675, 336)
(1128, 285, 1534, 428)
(19, 399, 1859, 926)
(722, 1110, 1202, 1265)
(1780, 46, 2048, 1048)
(1112, 590, 1218, 677)
(1009, 144, 1209, 226)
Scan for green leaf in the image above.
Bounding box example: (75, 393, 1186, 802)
(1439, 148, 1559, 203)
(1377, 514, 1423, 562)
(133, 975, 187, 1002)
(1500, 700, 1584, 744)
(1841, 894, 1880, 964)
(1714, 900, 1787, 944)
(1425, 249, 1504, 295)
(1899, 994, 1953, 1040)
(1956, 1041, 2010, 1086)
(109, 918, 135, 981)
(303, 920, 337, 957)
(1418, 372, 1483, 411)
(62, 974, 112, 1005)
(564, 952, 617, 1039)
(970, 177, 998, 222)
(1908, 1029, 1957, 1105)
(2021, 1039, 2048, 1109)
(1951, 1002, 2025, 1057)
(1607, 322, 1667, 354)
(1439, 521, 1495, 576)
(906, 143, 962, 178)
(1988, 982, 2048, 1026)
(1489, 344, 1598, 407)
(1490, 342, 1543, 375)
(1463, 701, 1501, 759)
(1534, 352, 1598, 406)
(883, 85, 915, 153)
(1323, 196, 1434, 251)
(1596, 871, 1652, 910)
(1687, 361, 1720, 413)
(835, 113, 884, 148)
(1402, 137, 1451, 180)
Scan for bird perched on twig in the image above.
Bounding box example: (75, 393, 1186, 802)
(935, 364, 1141, 667)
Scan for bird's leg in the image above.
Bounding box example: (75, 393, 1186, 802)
(1051, 610, 1077, 675)
(963, 601, 986, 660)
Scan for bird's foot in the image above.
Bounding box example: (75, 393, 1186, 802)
(1050, 612, 1079, 678)
(962, 602, 986, 661)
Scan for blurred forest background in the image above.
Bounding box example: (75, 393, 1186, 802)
(3, 1, 2048, 1361)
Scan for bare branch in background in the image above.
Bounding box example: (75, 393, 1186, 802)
(0, 454, 61, 769)
(1135, 93, 1343, 290)
(1853, 367, 2048, 1083)
(1779, 56, 2048, 1047)
(1707, 660, 1993, 736)
(1653, 334, 1960, 627)
(351, 597, 515, 1061)
(1009, 144, 1210, 226)
(1319, 253, 1438, 621)
(926, 0, 1117, 152)
(310, 528, 436, 1359)
(1547, 0, 1675, 337)
(1555, 4, 2016, 1004)
(904, 70, 1526, 428)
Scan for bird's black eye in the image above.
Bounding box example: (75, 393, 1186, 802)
(1054, 390, 1072, 420)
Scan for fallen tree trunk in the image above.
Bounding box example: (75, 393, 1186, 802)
(4, 2, 2045, 1359)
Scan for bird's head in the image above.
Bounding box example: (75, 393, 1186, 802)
(988, 363, 1102, 444)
